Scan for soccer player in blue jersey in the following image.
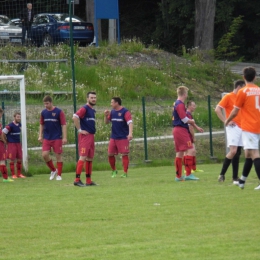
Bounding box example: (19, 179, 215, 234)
(73, 91, 97, 187)
(0, 108, 13, 182)
(2, 111, 25, 178)
(172, 86, 202, 181)
(38, 96, 67, 180)
(104, 97, 133, 178)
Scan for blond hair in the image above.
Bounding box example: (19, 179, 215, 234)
(177, 86, 189, 96)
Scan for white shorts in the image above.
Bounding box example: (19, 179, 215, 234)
(242, 131, 260, 150)
(226, 124, 243, 147)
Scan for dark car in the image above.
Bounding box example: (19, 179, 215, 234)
(30, 13, 94, 46)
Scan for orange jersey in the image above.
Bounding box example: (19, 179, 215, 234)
(217, 92, 242, 127)
(234, 83, 260, 133)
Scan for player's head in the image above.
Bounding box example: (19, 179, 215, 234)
(234, 80, 245, 89)
(13, 111, 21, 123)
(177, 86, 189, 100)
(243, 67, 256, 83)
(43, 95, 53, 110)
(111, 97, 122, 109)
(87, 91, 97, 106)
(187, 100, 196, 112)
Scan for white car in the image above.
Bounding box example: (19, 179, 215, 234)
(0, 15, 22, 45)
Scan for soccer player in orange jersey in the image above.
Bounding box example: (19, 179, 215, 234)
(215, 80, 245, 183)
(225, 67, 260, 190)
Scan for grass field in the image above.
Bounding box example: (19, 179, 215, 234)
(1, 164, 260, 260)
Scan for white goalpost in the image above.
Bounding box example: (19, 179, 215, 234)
(0, 75, 28, 173)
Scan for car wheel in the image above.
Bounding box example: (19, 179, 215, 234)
(42, 34, 53, 47)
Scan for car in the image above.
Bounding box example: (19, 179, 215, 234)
(0, 15, 22, 45)
(10, 18, 22, 27)
(30, 13, 94, 46)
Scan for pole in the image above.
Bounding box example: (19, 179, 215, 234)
(69, 0, 78, 161)
(142, 97, 148, 161)
(208, 95, 214, 157)
(1, 101, 5, 127)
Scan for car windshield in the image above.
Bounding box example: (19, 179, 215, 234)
(51, 14, 84, 22)
(0, 16, 11, 25)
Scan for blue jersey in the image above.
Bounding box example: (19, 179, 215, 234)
(76, 105, 96, 134)
(41, 107, 66, 140)
(5, 122, 21, 143)
(172, 100, 189, 130)
(110, 107, 130, 139)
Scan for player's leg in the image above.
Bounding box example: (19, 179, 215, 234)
(42, 140, 57, 179)
(53, 139, 63, 180)
(108, 139, 118, 178)
(231, 146, 242, 181)
(16, 143, 25, 178)
(0, 143, 12, 182)
(116, 139, 130, 178)
(7, 143, 17, 178)
(85, 135, 97, 186)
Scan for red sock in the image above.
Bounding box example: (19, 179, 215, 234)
(0, 165, 8, 179)
(175, 157, 182, 178)
(57, 162, 63, 176)
(108, 156, 116, 170)
(183, 156, 187, 166)
(122, 155, 129, 174)
(46, 160, 56, 172)
(184, 155, 193, 176)
(75, 160, 84, 181)
(192, 156, 196, 170)
(16, 161, 22, 175)
(10, 162, 15, 176)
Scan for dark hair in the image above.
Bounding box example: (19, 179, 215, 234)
(87, 91, 96, 98)
(243, 67, 256, 82)
(186, 100, 194, 107)
(112, 97, 122, 105)
(13, 111, 21, 117)
(43, 95, 52, 103)
(234, 80, 245, 89)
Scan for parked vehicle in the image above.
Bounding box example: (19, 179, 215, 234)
(30, 13, 94, 46)
(10, 18, 22, 27)
(0, 15, 22, 45)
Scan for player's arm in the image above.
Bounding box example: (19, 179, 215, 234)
(104, 110, 110, 124)
(60, 111, 67, 144)
(72, 110, 89, 135)
(215, 105, 226, 123)
(1, 126, 9, 144)
(127, 122, 133, 140)
(38, 124, 44, 143)
(189, 124, 195, 140)
(225, 107, 239, 126)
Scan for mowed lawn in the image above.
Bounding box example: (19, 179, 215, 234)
(1, 164, 260, 260)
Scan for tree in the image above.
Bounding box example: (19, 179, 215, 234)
(194, 0, 216, 50)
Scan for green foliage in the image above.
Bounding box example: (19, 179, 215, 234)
(215, 15, 244, 60)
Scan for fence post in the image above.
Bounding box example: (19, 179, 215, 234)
(142, 97, 149, 161)
(208, 95, 214, 158)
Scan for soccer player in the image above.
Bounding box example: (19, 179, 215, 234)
(225, 67, 260, 190)
(38, 96, 67, 181)
(72, 91, 97, 187)
(215, 80, 245, 183)
(0, 108, 13, 182)
(172, 86, 203, 181)
(104, 97, 133, 178)
(183, 101, 204, 176)
(2, 111, 26, 178)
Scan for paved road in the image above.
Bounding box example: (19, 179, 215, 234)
(224, 61, 260, 76)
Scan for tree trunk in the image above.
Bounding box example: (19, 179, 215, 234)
(194, 0, 216, 50)
(86, 0, 102, 42)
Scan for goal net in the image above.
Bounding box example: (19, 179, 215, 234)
(0, 75, 28, 172)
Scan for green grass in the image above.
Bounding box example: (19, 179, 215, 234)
(1, 163, 259, 259)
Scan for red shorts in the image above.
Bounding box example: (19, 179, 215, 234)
(78, 134, 95, 158)
(0, 141, 6, 160)
(108, 138, 129, 155)
(7, 143, 22, 160)
(42, 139, 63, 154)
(173, 127, 193, 152)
